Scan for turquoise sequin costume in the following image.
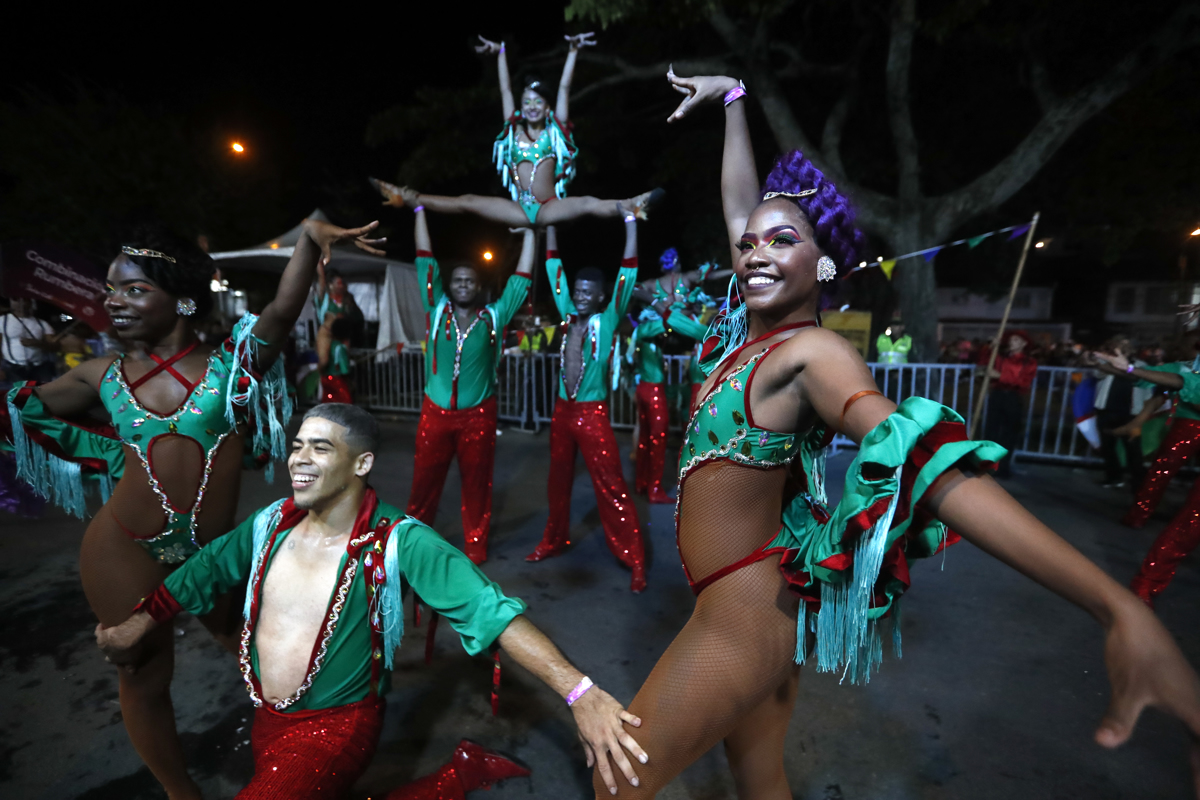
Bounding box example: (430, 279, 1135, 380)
(492, 110, 577, 224)
(7, 313, 292, 564)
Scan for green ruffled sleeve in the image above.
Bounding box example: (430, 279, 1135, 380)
(390, 518, 526, 656)
(1141, 363, 1200, 405)
(778, 397, 1006, 683)
(5, 382, 124, 518)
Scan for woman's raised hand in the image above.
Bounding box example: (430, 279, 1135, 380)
(666, 67, 741, 123)
(566, 32, 596, 51)
(303, 219, 386, 267)
(476, 35, 503, 55)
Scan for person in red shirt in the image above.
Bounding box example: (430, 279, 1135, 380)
(984, 330, 1038, 478)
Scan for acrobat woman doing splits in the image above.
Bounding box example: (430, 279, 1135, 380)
(585, 70, 1200, 798)
(371, 32, 663, 226)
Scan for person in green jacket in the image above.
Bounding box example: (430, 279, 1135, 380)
(875, 318, 912, 365)
(96, 404, 648, 798)
(405, 209, 534, 564)
(525, 219, 647, 592)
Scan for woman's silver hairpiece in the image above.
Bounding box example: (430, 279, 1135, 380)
(121, 246, 176, 264)
(761, 189, 818, 201)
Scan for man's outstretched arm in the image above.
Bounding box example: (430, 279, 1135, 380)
(498, 615, 646, 794)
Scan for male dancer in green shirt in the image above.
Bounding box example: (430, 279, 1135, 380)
(406, 209, 533, 563)
(629, 294, 707, 504)
(525, 218, 647, 592)
(96, 404, 647, 798)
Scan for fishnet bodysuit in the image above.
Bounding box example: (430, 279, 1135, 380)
(595, 339, 808, 799)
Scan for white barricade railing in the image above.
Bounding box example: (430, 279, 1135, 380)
(348, 350, 1100, 464)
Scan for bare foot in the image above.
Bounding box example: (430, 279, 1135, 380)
(621, 188, 666, 221)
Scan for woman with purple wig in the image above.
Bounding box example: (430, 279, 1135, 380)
(585, 70, 1200, 799)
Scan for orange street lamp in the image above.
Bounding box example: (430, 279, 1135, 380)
(483, 251, 493, 261)
(231, 142, 245, 153)
(1191, 228, 1200, 237)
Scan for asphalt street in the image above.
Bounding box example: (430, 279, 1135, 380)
(2, 416, 1198, 799)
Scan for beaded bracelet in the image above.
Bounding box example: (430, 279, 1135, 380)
(566, 676, 594, 706)
(723, 80, 747, 106)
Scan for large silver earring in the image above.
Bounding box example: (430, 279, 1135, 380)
(176, 298, 197, 316)
(816, 256, 837, 282)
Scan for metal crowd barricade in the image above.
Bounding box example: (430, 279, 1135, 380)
(347, 350, 1100, 465)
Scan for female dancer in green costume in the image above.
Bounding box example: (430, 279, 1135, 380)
(371, 33, 663, 225)
(585, 69, 1200, 799)
(5, 219, 383, 799)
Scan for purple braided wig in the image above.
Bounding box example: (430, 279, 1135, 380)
(760, 151, 866, 279)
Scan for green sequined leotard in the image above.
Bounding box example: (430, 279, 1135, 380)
(492, 110, 578, 224)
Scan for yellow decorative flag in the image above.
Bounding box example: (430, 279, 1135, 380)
(879, 259, 897, 280)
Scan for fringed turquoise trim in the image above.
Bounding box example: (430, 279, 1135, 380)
(809, 474, 902, 684)
(8, 398, 88, 519)
(98, 472, 114, 504)
(225, 313, 294, 483)
(243, 499, 285, 621)
(380, 524, 405, 669)
(699, 276, 748, 377)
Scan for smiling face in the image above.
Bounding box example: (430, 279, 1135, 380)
(734, 199, 824, 318)
(572, 278, 606, 317)
(329, 275, 347, 296)
(288, 416, 374, 511)
(449, 266, 481, 307)
(104, 254, 184, 342)
(521, 88, 547, 124)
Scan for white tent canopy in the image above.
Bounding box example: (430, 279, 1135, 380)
(209, 209, 425, 347)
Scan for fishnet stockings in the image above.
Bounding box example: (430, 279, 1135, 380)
(596, 462, 800, 798)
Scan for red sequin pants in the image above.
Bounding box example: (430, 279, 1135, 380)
(635, 382, 669, 495)
(237, 697, 385, 798)
(1131, 475, 1200, 603)
(1124, 418, 1200, 528)
(320, 373, 354, 404)
(407, 396, 497, 564)
(537, 399, 644, 569)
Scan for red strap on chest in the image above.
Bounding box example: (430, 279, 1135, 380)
(128, 341, 201, 392)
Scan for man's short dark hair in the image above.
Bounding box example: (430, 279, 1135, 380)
(575, 267, 605, 285)
(302, 404, 380, 455)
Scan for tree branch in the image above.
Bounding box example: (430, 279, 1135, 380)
(886, 0, 921, 202)
(938, 1, 1200, 227)
(570, 53, 734, 103)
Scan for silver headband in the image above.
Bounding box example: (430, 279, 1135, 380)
(121, 246, 176, 264)
(761, 189, 818, 202)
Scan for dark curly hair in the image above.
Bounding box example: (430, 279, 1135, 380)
(760, 151, 866, 292)
(119, 226, 214, 318)
(520, 74, 551, 105)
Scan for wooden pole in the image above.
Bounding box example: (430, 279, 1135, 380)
(969, 212, 1040, 439)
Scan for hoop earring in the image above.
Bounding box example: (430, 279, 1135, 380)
(176, 298, 197, 316)
(816, 256, 837, 282)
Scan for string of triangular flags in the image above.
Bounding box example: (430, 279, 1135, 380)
(844, 217, 1036, 281)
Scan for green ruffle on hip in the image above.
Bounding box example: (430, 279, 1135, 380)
(775, 396, 1007, 684)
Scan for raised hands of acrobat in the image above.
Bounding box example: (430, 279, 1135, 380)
(666, 67, 741, 123)
(566, 32, 596, 51)
(1091, 351, 1130, 373)
(475, 35, 503, 55)
(303, 219, 387, 268)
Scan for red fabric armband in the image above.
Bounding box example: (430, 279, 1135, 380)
(133, 584, 184, 624)
(416, 250, 433, 259)
(621, 257, 637, 269)
(547, 249, 559, 259)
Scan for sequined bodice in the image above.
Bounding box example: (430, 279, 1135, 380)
(510, 127, 554, 168)
(679, 350, 799, 477)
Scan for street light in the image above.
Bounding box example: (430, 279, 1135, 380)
(231, 142, 245, 153)
(1191, 228, 1200, 237)
(483, 251, 493, 261)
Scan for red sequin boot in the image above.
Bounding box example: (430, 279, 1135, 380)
(384, 741, 529, 799)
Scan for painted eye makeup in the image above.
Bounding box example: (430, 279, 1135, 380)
(768, 234, 799, 246)
(736, 240, 756, 252)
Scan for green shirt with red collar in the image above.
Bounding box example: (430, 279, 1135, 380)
(631, 309, 708, 385)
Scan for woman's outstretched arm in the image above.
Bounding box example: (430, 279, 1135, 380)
(477, 36, 515, 120)
(786, 330, 1200, 789)
(666, 70, 758, 260)
(1094, 350, 1185, 390)
(251, 219, 384, 368)
(557, 33, 595, 124)
(414, 205, 432, 254)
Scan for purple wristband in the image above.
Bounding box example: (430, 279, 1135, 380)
(566, 676, 594, 706)
(724, 83, 746, 106)
(412, 205, 425, 214)
(1126, 363, 1136, 374)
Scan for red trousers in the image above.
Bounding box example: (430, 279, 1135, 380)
(238, 697, 468, 800)
(634, 382, 669, 495)
(238, 697, 385, 798)
(1124, 418, 1200, 528)
(407, 396, 497, 563)
(320, 373, 353, 404)
(1131, 476, 1200, 603)
(537, 399, 644, 570)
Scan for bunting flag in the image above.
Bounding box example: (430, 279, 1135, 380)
(843, 216, 1037, 279)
